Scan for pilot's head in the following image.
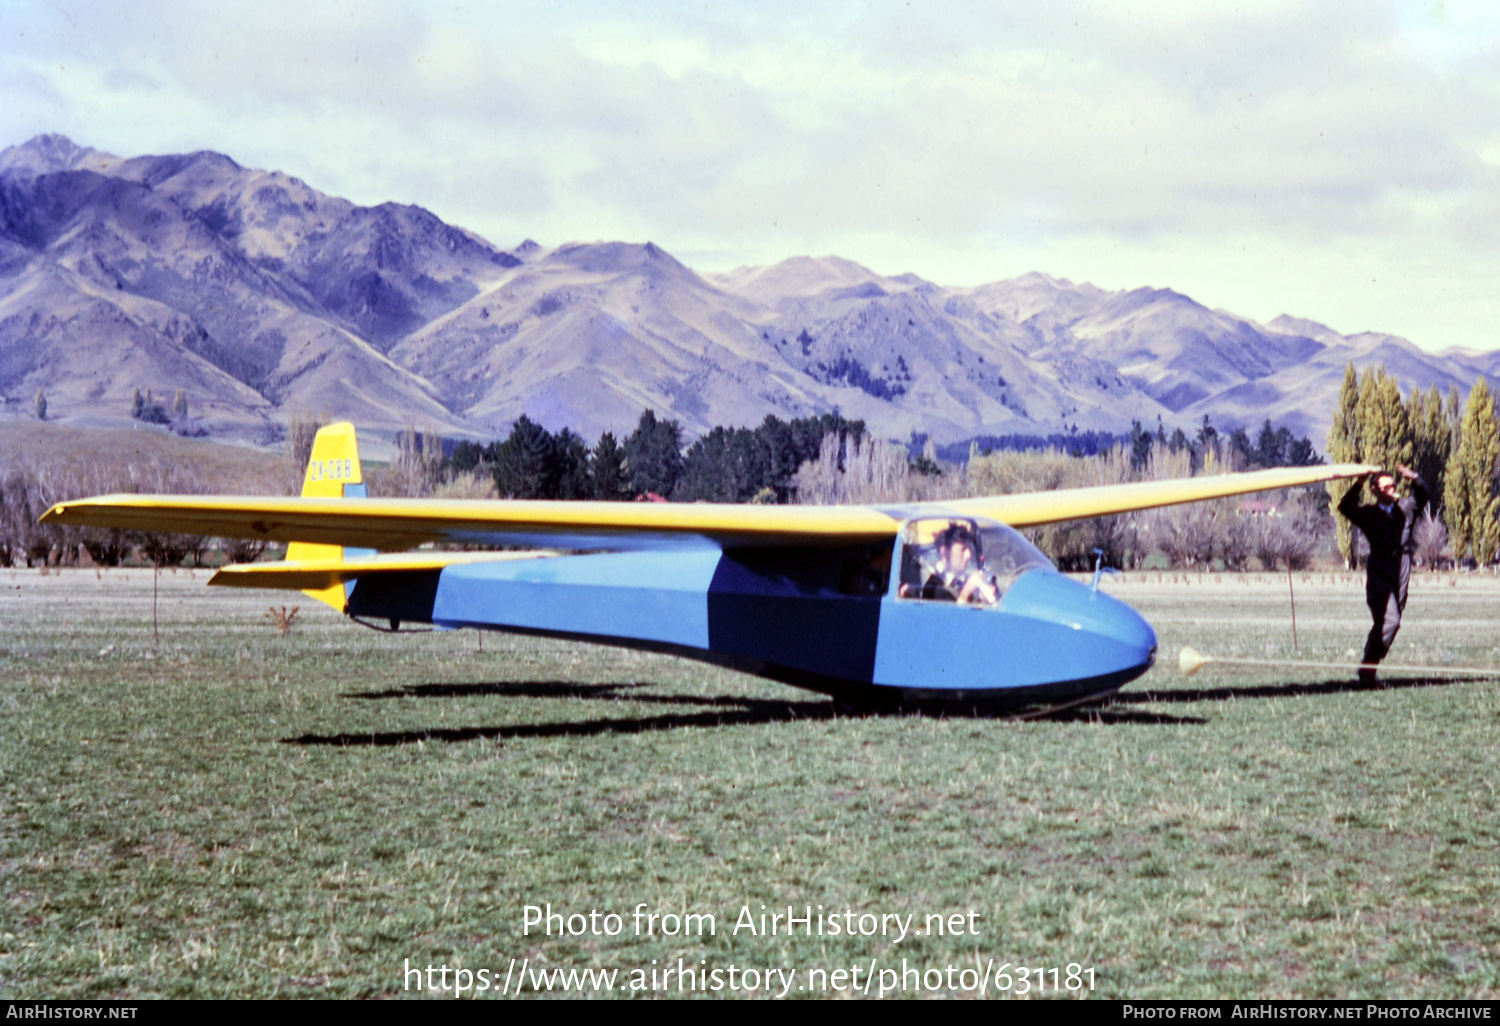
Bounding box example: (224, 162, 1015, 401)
(1373, 471, 1398, 503)
(936, 522, 978, 570)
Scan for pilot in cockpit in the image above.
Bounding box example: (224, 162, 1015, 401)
(911, 521, 999, 605)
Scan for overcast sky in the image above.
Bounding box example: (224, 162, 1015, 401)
(4, 1, 1498, 351)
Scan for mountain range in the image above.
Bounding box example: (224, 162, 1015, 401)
(2, 133, 1496, 455)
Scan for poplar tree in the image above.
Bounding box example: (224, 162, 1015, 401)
(1326, 363, 1361, 568)
(1446, 380, 1500, 565)
(1406, 384, 1451, 504)
(1356, 366, 1412, 475)
(1447, 384, 1464, 456)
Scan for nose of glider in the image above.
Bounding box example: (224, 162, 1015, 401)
(1000, 570, 1158, 678)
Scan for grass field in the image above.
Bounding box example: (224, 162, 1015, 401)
(3, 567, 1499, 999)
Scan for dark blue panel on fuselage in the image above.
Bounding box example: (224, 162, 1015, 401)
(348, 570, 441, 624)
(706, 545, 887, 685)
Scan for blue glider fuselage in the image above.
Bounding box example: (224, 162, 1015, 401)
(347, 526, 1157, 707)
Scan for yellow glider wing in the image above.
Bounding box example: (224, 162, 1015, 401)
(944, 462, 1380, 528)
(43, 463, 1376, 548)
(41, 493, 903, 550)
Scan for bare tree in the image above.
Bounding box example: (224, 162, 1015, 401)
(794, 433, 912, 505)
(391, 425, 446, 497)
(1216, 501, 1255, 571)
(220, 538, 269, 564)
(283, 412, 324, 495)
(1152, 500, 1219, 568)
(1138, 449, 1220, 568)
(132, 457, 210, 566)
(431, 470, 498, 500)
(1414, 507, 1450, 569)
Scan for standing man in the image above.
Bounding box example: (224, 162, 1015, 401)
(1338, 465, 1429, 683)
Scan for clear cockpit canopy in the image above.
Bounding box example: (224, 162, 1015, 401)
(897, 515, 1052, 605)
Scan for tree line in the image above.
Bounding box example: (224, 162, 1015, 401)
(0, 457, 272, 569)
(794, 429, 1329, 572)
(1124, 416, 1320, 474)
(436, 410, 868, 504)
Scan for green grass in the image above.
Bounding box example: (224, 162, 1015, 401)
(3, 567, 1499, 998)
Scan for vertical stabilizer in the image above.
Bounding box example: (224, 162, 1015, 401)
(288, 422, 366, 611)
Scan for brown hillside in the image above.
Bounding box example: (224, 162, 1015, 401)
(0, 421, 284, 493)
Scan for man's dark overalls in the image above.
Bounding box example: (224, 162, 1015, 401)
(1338, 472, 1429, 683)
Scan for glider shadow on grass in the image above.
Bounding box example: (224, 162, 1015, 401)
(290, 683, 835, 746)
(286, 679, 1206, 746)
(342, 680, 751, 703)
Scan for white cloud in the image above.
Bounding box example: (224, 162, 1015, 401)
(3, 0, 1499, 349)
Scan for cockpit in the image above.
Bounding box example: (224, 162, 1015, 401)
(895, 516, 1052, 606)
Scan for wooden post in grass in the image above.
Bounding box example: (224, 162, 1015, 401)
(152, 551, 159, 648)
(1287, 567, 1298, 651)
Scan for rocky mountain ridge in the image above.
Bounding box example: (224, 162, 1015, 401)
(1, 134, 1493, 453)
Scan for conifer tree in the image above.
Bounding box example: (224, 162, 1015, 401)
(677, 426, 755, 502)
(590, 432, 632, 501)
(1192, 415, 1220, 472)
(493, 415, 559, 499)
(1254, 418, 1280, 468)
(1128, 420, 1152, 471)
(1446, 380, 1500, 565)
(623, 409, 684, 498)
(553, 429, 592, 500)
(1326, 363, 1361, 568)
(1226, 425, 1252, 470)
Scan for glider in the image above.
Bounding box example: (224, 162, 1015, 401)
(43, 423, 1374, 709)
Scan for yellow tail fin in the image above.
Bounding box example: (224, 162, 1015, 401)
(288, 422, 365, 611)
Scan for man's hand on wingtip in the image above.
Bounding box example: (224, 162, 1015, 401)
(1397, 464, 1418, 480)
